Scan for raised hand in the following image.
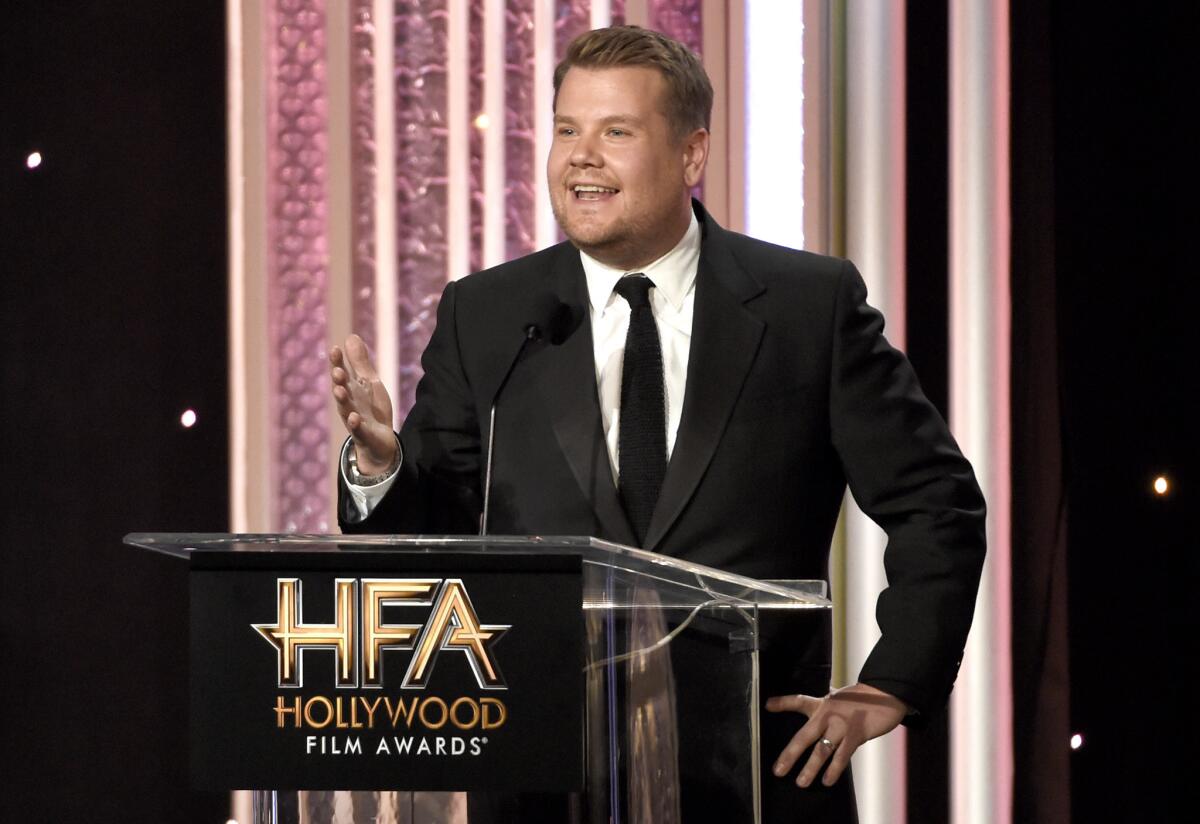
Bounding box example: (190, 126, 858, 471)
(766, 682, 908, 788)
(329, 334, 397, 474)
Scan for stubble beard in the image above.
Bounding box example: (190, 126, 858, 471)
(554, 208, 643, 267)
(551, 192, 684, 271)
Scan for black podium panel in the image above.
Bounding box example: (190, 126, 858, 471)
(189, 551, 583, 791)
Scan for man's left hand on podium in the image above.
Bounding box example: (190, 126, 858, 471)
(766, 683, 909, 788)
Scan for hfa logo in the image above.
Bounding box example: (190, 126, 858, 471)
(252, 578, 510, 690)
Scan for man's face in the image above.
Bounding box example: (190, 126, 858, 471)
(548, 66, 708, 270)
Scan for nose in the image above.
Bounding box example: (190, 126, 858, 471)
(569, 131, 602, 167)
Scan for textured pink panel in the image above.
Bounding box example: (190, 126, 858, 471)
(350, 0, 378, 351)
(267, 0, 332, 532)
(393, 0, 451, 416)
(554, 0, 592, 58)
(469, 0, 484, 274)
(649, 0, 702, 55)
(552, 0, 631, 49)
(650, 0, 704, 202)
(551, 1, 596, 246)
(505, 0, 537, 259)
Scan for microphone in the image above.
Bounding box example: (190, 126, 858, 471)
(522, 291, 571, 344)
(480, 293, 569, 535)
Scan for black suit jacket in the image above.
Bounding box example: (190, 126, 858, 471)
(341, 202, 984, 716)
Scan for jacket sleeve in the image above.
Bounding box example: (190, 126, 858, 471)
(828, 260, 987, 716)
(338, 279, 483, 536)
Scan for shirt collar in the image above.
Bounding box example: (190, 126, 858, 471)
(580, 210, 700, 314)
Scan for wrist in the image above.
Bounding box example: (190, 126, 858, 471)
(347, 438, 400, 484)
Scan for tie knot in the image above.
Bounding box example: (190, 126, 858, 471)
(614, 274, 654, 309)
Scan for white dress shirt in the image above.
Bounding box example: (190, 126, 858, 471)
(343, 211, 701, 520)
(582, 211, 699, 480)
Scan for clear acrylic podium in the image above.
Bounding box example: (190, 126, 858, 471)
(125, 533, 831, 824)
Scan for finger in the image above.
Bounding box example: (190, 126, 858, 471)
(796, 715, 847, 788)
(821, 731, 864, 787)
(336, 351, 377, 420)
(796, 715, 846, 788)
(335, 388, 375, 438)
(766, 694, 822, 715)
(332, 375, 359, 427)
(346, 411, 389, 447)
(796, 735, 841, 788)
(773, 711, 825, 777)
(329, 345, 344, 367)
(344, 334, 378, 380)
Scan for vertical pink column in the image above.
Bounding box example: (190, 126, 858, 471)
(505, 0, 538, 260)
(350, 0, 379, 351)
(555, 1, 595, 56)
(266, 0, 332, 532)
(392, 0, 452, 416)
(649, 0, 701, 54)
(468, 1, 485, 274)
(650, 0, 703, 201)
(949, 0, 1012, 819)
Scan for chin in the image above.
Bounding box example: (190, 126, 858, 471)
(559, 218, 624, 252)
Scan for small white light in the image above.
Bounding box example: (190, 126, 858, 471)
(180, 409, 198, 428)
(1070, 733, 1083, 750)
(26, 151, 42, 169)
(1153, 476, 1169, 495)
(473, 112, 490, 130)
(226, 819, 239, 824)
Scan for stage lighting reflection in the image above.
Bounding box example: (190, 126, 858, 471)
(26, 151, 42, 169)
(1153, 475, 1169, 495)
(1070, 733, 1083, 750)
(181, 409, 198, 428)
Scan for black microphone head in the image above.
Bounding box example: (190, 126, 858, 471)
(523, 293, 571, 344)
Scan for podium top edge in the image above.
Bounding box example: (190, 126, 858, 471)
(123, 533, 831, 607)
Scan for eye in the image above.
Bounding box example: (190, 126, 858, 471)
(608, 128, 628, 137)
(556, 126, 576, 137)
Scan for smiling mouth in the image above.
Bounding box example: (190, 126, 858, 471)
(572, 184, 619, 201)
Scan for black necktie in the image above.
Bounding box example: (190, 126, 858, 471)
(614, 275, 667, 545)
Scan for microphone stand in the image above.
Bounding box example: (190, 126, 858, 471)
(479, 324, 542, 536)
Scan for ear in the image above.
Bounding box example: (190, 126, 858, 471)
(681, 128, 710, 188)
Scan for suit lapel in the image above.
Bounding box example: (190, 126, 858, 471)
(535, 245, 638, 546)
(643, 211, 765, 551)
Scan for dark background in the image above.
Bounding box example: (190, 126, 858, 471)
(1, 1, 1193, 821)
(1046, 3, 1194, 822)
(1, 2, 228, 821)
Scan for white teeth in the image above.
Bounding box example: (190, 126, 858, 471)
(573, 185, 617, 193)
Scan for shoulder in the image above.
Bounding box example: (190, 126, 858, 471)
(436, 241, 582, 350)
(724, 230, 848, 281)
(452, 241, 573, 301)
(702, 215, 857, 309)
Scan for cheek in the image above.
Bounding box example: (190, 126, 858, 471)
(643, 155, 677, 189)
(546, 148, 567, 178)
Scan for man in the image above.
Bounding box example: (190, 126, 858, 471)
(330, 26, 984, 822)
